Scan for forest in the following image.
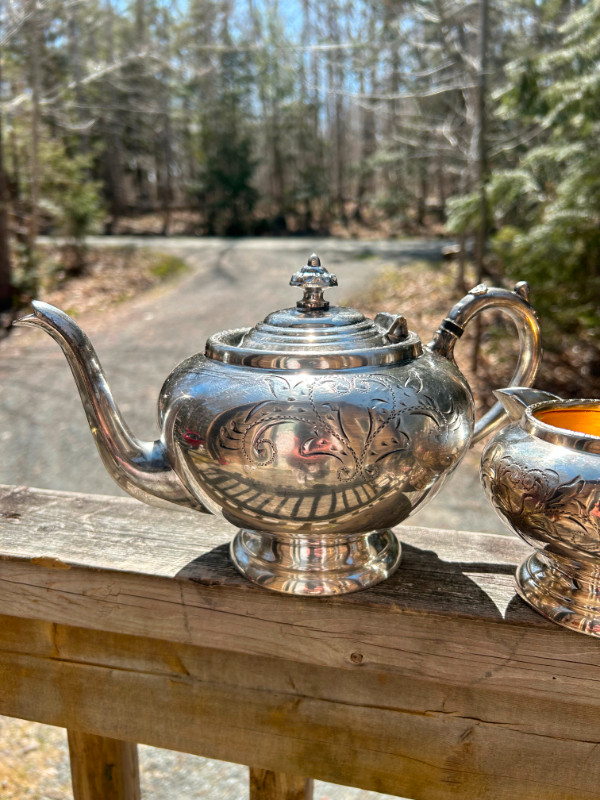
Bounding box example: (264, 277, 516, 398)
(0, 0, 598, 362)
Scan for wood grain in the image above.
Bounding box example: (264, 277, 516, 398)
(2, 485, 600, 799)
(0, 485, 596, 696)
(67, 730, 140, 800)
(249, 769, 313, 800)
(1, 615, 600, 799)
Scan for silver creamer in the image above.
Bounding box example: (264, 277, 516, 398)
(482, 387, 600, 636)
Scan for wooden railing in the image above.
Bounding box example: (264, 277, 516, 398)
(0, 483, 599, 800)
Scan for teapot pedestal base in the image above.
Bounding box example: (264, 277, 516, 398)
(517, 552, 600, 637)
(230, 528, 401, 596)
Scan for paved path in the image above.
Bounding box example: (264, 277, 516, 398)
(0, 235, 504, 535)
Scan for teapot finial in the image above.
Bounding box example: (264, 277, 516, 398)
(290, 253, 338, 311)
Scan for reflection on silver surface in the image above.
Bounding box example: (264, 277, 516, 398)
(231, 528, 400, 595)
(14, 254, 541, 595)
(481, 388, 600, 635)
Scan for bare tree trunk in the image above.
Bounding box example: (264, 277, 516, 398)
(0, 10, 13, 312)
(269, 5, 285, 216)
(136, 0, 146, 45)
(470, 0, 489, 374)
(327, 2, 346, 225)
(354, 74, 369, 222)
(456, 231, 467, 294)
(454, 153, 470, 295)
(160, 110, 173, 236)
(68, 4, 87, 152)
(385, 4, 400, 199)
(248, 0, 282, 220)
(27, 0, 41, 275)
(474, 0, 489, 284)
(182, 94, 196, 191)
(334, 93, 345, 224)
(416, 158, 428, 228)
(271, 119, 285, 212)
(159, 7, 172, 236)
(437, 154, 446, 221)
(354, 12, 376, 224)
(104, 0, 125, 233)
(298, 0, 313, 230)
(311, 6, 327, 228)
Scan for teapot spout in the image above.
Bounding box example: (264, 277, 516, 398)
(493, 387, 562, 422)
(14, 301, 205, 512)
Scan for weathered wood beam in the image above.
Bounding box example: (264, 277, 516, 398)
(2, 614, 598, 799)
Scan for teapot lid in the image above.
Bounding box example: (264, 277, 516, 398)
(205, 254, 422, 370)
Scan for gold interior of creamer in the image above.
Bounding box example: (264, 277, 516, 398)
(535, 407, 600, 438)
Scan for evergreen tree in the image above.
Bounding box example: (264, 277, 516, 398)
(487, 0, 600, 338)
(41, 143, 103, 275)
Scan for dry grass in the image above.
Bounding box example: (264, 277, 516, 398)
(38, 246, 189, 317)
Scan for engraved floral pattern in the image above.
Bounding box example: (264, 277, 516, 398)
(214, 370, 459, 483)
(481, 445, 598, 544)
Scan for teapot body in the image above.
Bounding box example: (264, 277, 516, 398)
(161, 347, 474, 537)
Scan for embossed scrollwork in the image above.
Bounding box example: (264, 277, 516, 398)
(481, 448, 599, 549)
(214, 371, 459, 484)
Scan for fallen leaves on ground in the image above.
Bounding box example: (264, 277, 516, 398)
(38, 246, 189, 317)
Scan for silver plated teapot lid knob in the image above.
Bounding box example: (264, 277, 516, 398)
(290, 254, 338, 311)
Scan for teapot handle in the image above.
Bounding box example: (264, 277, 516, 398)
(428, 282, 542, 444)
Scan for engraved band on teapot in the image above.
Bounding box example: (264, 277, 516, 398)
(205, 327, 423, 369)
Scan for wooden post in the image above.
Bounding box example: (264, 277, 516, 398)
(67, 730, 141, 800)
(250, 768, 313, 800)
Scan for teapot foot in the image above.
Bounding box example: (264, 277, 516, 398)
(517, 552, 600, 637)
(230, 528, 401, 595)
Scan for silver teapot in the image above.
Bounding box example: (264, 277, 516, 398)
(16, 254, 541, 595)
